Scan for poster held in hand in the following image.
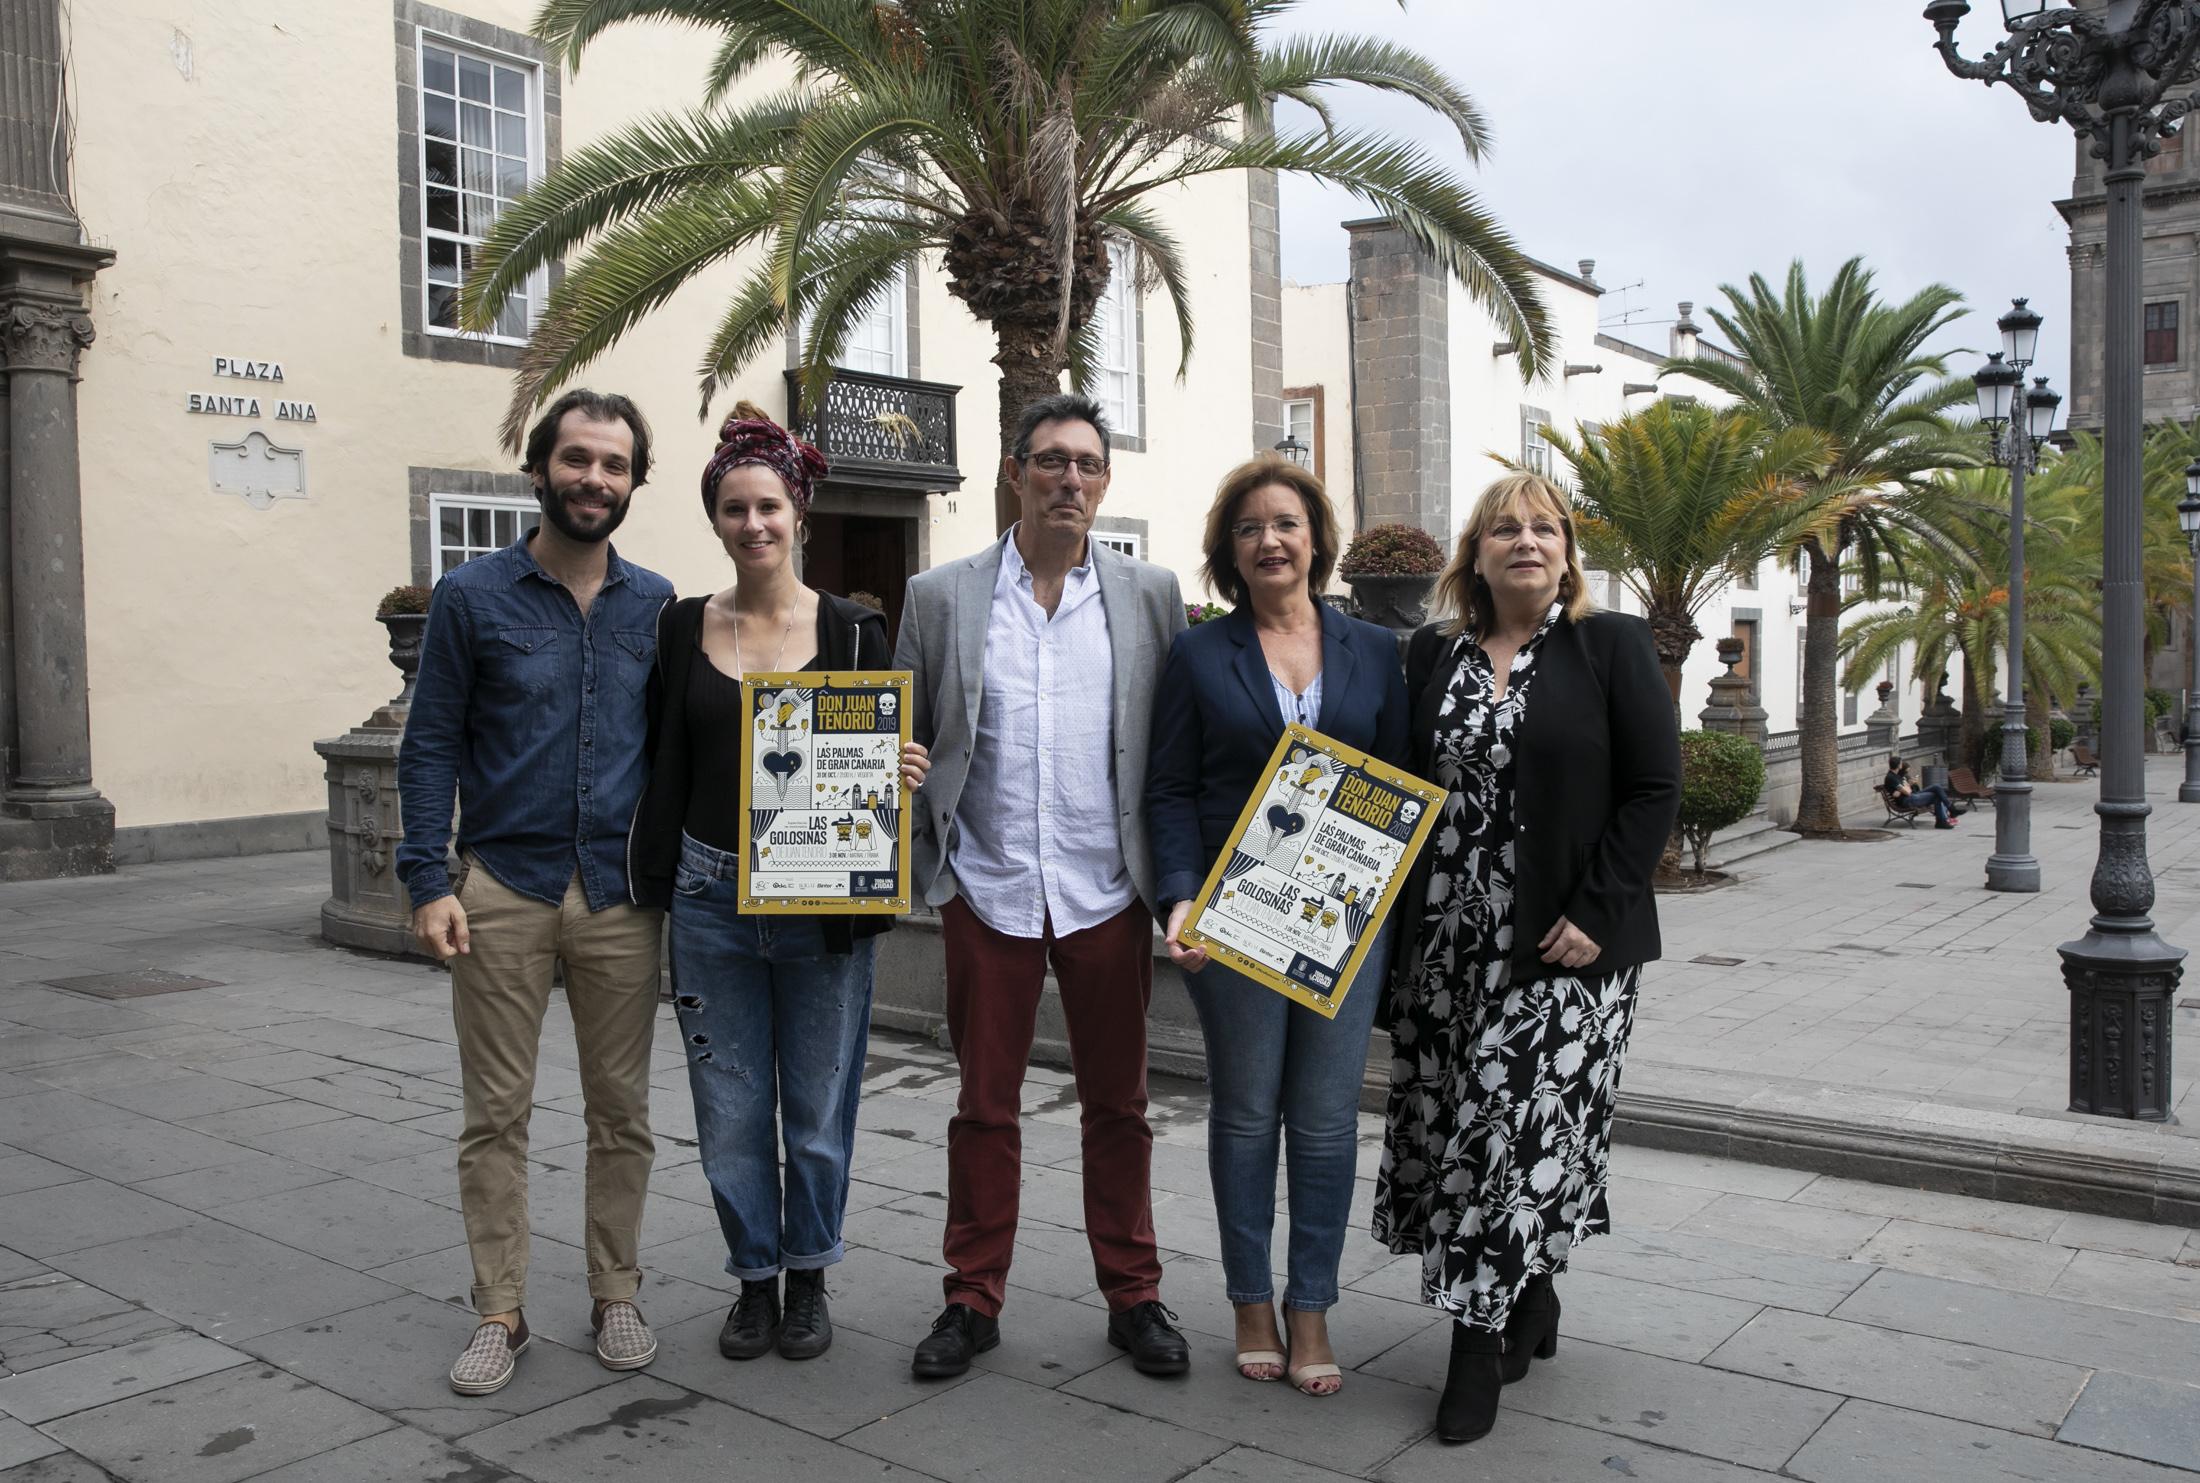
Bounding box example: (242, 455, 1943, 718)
(1181, 723, 1444, 1019)
(738, 670, 912, 914)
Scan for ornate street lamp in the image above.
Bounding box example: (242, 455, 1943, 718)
(1275, 433, 1311, 469)
(2180, 459, 2200, 802)
(1972, 322, 2058, 895)
(1928, 0, 2189, 1119)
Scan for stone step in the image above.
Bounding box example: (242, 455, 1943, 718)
(1702, 810, 1798, 871)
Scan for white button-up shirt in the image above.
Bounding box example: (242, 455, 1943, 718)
(952, 529, 1131, 938)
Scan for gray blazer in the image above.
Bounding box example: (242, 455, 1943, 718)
(893, 534, 1186, 917)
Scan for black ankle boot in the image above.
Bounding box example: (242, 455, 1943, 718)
(1500, 1276, 1559, 1384)
(779, 1268, 832, 1359)
(1437, 1324, 1504, 1444)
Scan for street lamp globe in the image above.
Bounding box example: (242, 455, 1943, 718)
(2001, 297, 2044, 367)
(2001, 0, 2050, 22)
(1275, 433, 1310, 469)
(1974, 352, 2020, 428)
(2024, 377, 2061, 445)
(2180, 491, 2200, 539)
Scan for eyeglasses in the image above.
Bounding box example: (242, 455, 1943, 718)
(1027, 452, 1109, 478)
(1231, 517, 1307, 543)
(1487, 519, 1563, 542)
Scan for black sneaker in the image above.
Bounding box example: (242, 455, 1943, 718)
(718, 1278, 780, 1360)
(1106, 1300, 1190, 1376)
(779, 1268, 833, 1360)
(911, 1302, 998, 1378)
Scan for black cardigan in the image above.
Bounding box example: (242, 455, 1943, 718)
(1392, 610, 1681, 982)
(629, 591, 893, 951)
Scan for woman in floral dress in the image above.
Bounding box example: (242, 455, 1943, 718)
(1375, 472, 1680, 1444)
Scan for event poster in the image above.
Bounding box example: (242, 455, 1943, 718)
(736, 671, 912, 915)
(1180, 724, 1445, 1019)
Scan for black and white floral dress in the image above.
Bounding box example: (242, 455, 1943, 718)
(1373, 607, 1641, 1331)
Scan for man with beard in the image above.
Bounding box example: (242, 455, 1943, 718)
(397, 389, 676, 1396)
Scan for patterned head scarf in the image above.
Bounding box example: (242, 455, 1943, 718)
(699, 404, 829, 515)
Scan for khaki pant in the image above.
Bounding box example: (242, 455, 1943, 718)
(450, 856, 662, 1313)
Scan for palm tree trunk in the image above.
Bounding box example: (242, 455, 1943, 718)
(991, 320, 1067, 534)
(1650, 615, 1697, 871)
(2027, 686, 2054, 780)
(1959, 653, 1986, 771)
(1794, 544, 1845, 834)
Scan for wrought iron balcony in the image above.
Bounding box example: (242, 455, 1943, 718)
(784, 368, 964, 493)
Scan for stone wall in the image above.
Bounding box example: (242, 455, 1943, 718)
(1755, 727, 1937, 827)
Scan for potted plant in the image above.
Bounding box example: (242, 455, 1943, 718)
(1338, 523, 1446, 633)
(375, 584, 432, 719)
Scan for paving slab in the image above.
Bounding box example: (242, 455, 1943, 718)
(466, 1373, 938, 1483)
(18, 1120, 252, 1185)
(1788, 1174, 2067, 1241)
(239, 1291, 622, 1440)
(0, 1332, 251, 1424)
(128, 1153, 336, 1213)
(0, 1180, 198, 1259)
(1854, 1219, 2077, 1294)
(1377, 1410, 1781, 1483)
(1367, 1330, 1839, 1473)
(233, 1113, 452, 1172)
(845, 1369, 1229, 1483)
(0, 1159, 81, 1200)
(0, 1448, 106, 1481)
(1524, 1269, 1762, 1364)
(363, 1239, 730, 1341)
(2051, 1212, 2196, 1262)
(1675, 1192, 1888, 1259)
(0, 1421, 59, 1473)
(1702, 1307, 2086, 1436)
(1565, 1229, 1873, 1314)
(214, 1177, 460, 1269)
(1787, 1397, 2193, 1483)
(2057, 1371, 2200, 1473)
(46, 1220, 401, 1342)
(2048, 1248, 2200, 1321)
(647, 1308, 973, 1438)
(1065, 1345, 1435, 1475)
(41, 1361, 392, 1483)
(78, 1070, 287, 1123)
(220, 1424, 525, 1482)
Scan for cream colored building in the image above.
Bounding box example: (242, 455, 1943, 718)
(26, 1, 1292, 870)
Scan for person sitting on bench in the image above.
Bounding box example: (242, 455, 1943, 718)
(1884, 754, 1960, 830)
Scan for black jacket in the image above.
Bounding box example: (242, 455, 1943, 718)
(1393, 610, 1681, 982)
(630, 590, 893, 952)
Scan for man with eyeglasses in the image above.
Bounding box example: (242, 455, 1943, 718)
(893, 392, 1190, 1379)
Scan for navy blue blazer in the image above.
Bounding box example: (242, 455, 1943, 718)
(1146, 603, 1409, 912)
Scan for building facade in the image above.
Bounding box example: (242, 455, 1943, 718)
(38, 0, 1288, 871)
(2059, 126, 2200, 433)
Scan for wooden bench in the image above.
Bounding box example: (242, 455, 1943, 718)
(1944, 767, 1992, 811)
(1876, 783, 1926, 827)
(2071, 742, 2101, 777)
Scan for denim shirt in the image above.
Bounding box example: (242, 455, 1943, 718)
(396, 532, 674, 911)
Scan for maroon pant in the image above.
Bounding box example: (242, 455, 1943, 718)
(939, 894, 1162, 1317)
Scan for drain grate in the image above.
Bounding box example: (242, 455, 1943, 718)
(1690, 954, 1746, 967)
(1896, 882, 1935, 889)
(45, 969, 223, 1000)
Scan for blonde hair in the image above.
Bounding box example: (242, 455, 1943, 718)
(1431, 472, 1595, 639)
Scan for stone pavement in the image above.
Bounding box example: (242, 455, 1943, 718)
(0, 857, 2197, 1478)
(1622, 754, 2200, 1220)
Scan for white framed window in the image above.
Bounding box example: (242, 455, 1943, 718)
(1283, 398, 1314, 457)
(800, 262, 908, 376)
(1095, 238, 1141, 440)
(1092, 531, 1142, 559)
(431, 493, 536, 579)
(1797, 631, 1808, 711)
(419, 35, 542, 342)
(1520, 406, 1552, 476)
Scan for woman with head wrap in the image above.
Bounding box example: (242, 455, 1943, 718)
(632, 401, 930, 1366)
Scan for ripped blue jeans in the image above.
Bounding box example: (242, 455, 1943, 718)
(669, 835, 876, 1281)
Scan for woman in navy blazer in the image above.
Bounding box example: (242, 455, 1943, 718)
(1147, 454, 1408, 1398)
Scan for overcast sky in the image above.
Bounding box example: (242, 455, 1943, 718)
(1273, 0, 2076, 396)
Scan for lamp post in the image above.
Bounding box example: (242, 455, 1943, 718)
(1275, 432, 1311, 469)
(1929, 0, 2187, 1119)
(2180, 460, 2200, 801)
(1972, 308, 2060, 894)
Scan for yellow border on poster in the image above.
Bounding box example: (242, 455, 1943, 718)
(737, 670, 913, 915)
(1179, 723, 1445, 1019)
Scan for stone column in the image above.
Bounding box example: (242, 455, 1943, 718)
(1917, 671, 1962, 764)
(1865, 679, 1900, 752)
(1345, 218, 1450, 541)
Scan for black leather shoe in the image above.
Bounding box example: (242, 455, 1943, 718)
(912, 1302, 998, 1378)
(1438, 1324, 1504, 1444)
(1500, 1276, 1559, 1384)
(1106, 1300, 1190, 1376)
(779, 1268, 833, 1360)
(718, 1278, 780, 1360)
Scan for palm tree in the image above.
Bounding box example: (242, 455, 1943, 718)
(1666, 258, 1977, 835)
(1544, 401, 1832, 707)
(1838, 465, 2099, 778)
(465, 0, 1556, 530)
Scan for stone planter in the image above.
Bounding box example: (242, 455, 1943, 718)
(314, 611, 430, 957)
(1342, 572, 1436, 633)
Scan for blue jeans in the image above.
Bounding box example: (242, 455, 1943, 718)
(669, 835, 875, 1281)
(1902, 784, 1958, 825)
(1183, 927, 1390, 1311)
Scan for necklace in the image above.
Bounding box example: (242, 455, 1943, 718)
(731, 598, 797, 677)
